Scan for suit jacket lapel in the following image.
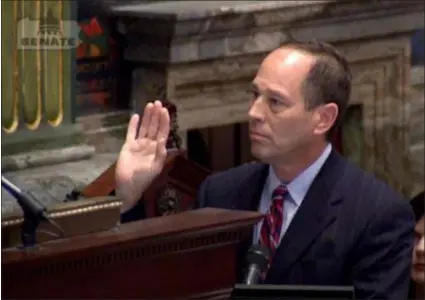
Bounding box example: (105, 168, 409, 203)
(266, 150, 347, 281)
(236, 163, 269, 212)
(233, 163, 269, 282)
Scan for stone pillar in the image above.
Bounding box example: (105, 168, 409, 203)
(2, 0, 84, 155)
(112, 1, 424, 196)
(408, 65, 425, 193)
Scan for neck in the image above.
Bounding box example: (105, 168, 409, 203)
(416, 282, 424, 299)
(272, 140, 328, 182)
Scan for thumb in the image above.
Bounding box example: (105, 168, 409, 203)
(154, 138, 167, 167)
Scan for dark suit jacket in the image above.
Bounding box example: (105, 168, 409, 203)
(194, 150, 415, 299)
(121, 150, 415, 299)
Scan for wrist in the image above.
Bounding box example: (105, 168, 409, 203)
(116, 185, 142, 213)
(120, 201, 135, 214)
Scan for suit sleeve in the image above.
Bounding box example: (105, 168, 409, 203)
(352, 197, 415, 299)
(194, 176, 210, 209)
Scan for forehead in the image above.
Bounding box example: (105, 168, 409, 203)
(254, 48, 316, 91)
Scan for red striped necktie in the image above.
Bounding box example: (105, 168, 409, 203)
(260, 184, 288, 256)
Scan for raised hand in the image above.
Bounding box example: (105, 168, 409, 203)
(115, 100, 170, 212)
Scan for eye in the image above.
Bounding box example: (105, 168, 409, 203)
(270, 98, 280, 106)
(268, 97, 289, 113)
(269, 98, 286, 108)
(250, 90, 260, 103)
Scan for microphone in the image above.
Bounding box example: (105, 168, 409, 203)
(1, 176, 49, 221)
(1, 176, 64, 248)
(243, 244, 272, 285)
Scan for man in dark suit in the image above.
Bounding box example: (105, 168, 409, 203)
(116, 40, 415, 299)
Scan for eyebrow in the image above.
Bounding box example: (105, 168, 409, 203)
(252, 82, 281, 94)
(270, 89, 289, 100)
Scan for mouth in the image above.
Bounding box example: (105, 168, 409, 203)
(414, 263, 425, 271)
(249, 131, 268, 140)
(249, 130, 267, 138)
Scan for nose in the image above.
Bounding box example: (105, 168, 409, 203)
(248, 97, 265, 122)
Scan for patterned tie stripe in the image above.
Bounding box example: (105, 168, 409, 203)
(260, 185, 288, 255)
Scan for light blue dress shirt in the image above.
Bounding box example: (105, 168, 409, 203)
(253, 143, 333, 244)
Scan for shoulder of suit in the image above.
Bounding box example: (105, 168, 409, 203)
(342, 158, 407, 206)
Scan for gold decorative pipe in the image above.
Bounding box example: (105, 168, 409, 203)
(3, 0, 20, 133)
(48, 0, 63, 127)
(26, 0, 42, 130)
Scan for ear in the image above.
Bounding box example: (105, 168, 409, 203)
(313, 103, 338, 136)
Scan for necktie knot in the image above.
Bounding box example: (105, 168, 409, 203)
(272, 184, 288, 201)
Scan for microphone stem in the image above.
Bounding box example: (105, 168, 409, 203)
(1, 176, 22, 197)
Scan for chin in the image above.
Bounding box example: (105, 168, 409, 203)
(412, 271, 425, 285)
(250, 145, 274, 163)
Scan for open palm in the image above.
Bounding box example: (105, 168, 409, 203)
(116, 101, 170, 212)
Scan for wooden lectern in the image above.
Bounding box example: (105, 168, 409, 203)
(2, 208, 262, 299)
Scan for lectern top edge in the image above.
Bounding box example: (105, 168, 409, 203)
(2, 207, 264, 264)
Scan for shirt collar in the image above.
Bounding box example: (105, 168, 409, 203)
(267, 143, 333, 207)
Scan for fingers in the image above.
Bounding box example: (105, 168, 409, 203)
(125, 114, 140, 143)
(154, 137, 167, 167)
(157, 107, 170, 142)
(146, 101, 162, 139)
(138, 102, 153, 138)
(138, 100, 170, 142)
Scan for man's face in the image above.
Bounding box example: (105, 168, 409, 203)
(412, 216, 425, 284)
(248, 48, 332, 164)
